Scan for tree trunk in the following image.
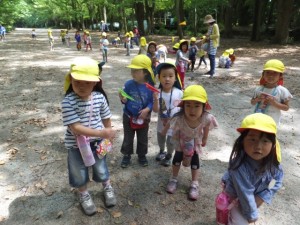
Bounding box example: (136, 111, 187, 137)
(145, 0, 155, 35)
(273, 0, 294, 44)
(176, 0, 184, 39)
(135, 2, 145, 35)
(251, 0, 264, 41)
(223, 0, 234, 38)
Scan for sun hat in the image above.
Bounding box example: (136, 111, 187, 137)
(147, 41, 157, 51)
(102, 32, 107, 37)
(64, 57, 101, 92)
(228, 48, 234, 55)
(179, 39, 188, 50)
(172, 42, 180, 50)
(204, 15, 216, 24)
(180, 85, 211, 109)
(237, 113, 281, 162)
(125, 32, 130, 37)
(259, 59, 285, 85)
(140, 37, 147, 46)
(156, 61, 182, 90)
(126, 55, 155, 84)
(190, 37, 196, 42)
(222, 49, 231, 57)
(129, 31, 134, 37)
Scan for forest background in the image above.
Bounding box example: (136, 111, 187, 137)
(1, 0, 300, 44)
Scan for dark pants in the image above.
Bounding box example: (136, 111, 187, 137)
(208, 54, 216, 76)
(120, 113, 149, 157)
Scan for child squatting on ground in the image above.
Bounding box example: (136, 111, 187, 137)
(164, 85, 218, 200)
(251, 59, 292, 125)
(61, 58, 117, 216)
(119, 54, 156, 168)
(221, 113, 283, 224)
(152, 62, 183, 166)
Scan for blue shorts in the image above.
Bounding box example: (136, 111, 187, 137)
(67, 140, 110, 188)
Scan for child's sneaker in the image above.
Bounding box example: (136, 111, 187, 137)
(188, 183, 199, 200)
(104, 185, 117, 207)
(138, 155, 148, 167)
(156, 151, 166, 161)
(79, 193, 97, 216)
(121, 155, 131, 168)
(161, 153, 172, 167)
(166, 179, 178, 194)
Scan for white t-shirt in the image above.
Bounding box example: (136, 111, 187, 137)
(156, 87, 183, 136)
(252, 85, 293, 125)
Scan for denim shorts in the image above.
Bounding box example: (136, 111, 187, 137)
(67, 140, 110, 188)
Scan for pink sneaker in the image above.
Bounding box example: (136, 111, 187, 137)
(188, 184, 199, 200)
(166, 179, 178, 194)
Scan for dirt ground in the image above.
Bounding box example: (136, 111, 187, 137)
(0, 28, 299, 225)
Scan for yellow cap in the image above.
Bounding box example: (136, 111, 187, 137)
(228, 48, 234, 55)
(222, 49, 231, 57)
(126, 55, 155, 84)
(64, 58, 100, 92)
(173, 42, 180, 49)
(263, 59, 285, 73)
(129, 31, 134, 37)
(237, 113, 281, 162)
(140, 37, 147, 46)
(125, 32, 130, 37)
(190, 37, 196, 42)
(182, 85, 208, 103)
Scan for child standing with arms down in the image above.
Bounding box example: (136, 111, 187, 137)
(175, 39, 190, 88)
(48, 28, 54, 51)
(166, 85, 218, 200)
(119, 55, 156, 168)
(251, 59, 292, 125)
(221, 113, 283, 224)
(147, 41, 160, 76)
(62, 58, 117, 216)
(196, 37, 207, 70)
(85, 32, 92, 51)
(99, 32, 109, 62)
(152, 62, 183, 166)
(138, 37, 148, 55)
(74, 31, 81, 50)
(187, 37, 198, 72)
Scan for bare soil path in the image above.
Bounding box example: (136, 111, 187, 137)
(0, 28, 299, 225)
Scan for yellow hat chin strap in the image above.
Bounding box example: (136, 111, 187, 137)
(64, 73, 71, 92)
(276, 139, 281, 163)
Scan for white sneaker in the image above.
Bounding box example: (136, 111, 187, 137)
(80, 194, 97, 216)
(104, 185, 117, 207)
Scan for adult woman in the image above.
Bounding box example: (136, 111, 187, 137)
(203, 15, 220, 78)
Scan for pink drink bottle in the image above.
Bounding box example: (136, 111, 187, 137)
(215, 192, 229, 225)
(77, 135, 95, 167)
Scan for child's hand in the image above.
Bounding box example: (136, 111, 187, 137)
(153, 92, 159, 100)
(138, 108, 150, 120)
(101, 128, 116, 140)
(119, 93, 127, 103)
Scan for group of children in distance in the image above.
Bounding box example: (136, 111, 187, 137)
(62, 47, 292, 223)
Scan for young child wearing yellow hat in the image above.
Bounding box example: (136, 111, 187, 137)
(119, 55, 156, 168)
(62, 58, 117, 215)
(251, 59, 293, 125)
(221, 113, 283, 224)
(165, 85, 218, 200)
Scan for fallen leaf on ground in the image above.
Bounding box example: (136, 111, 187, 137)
(112, 211, 122, 218)
(56, 211, 63, 219)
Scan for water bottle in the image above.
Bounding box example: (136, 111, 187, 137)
(215, 192, 230, 225)
(77, 135, 95, 167)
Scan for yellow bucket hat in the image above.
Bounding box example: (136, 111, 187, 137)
(182, 85, 208, 103)
(126, 55, 155, 84)
(140, 37, 147, 46)
(260, 59, 285, 85)
(172, 42, 180, 49)
(237, 113, 281, 162)
(190, 37, 196, 42)
(64, 57, 100, 92)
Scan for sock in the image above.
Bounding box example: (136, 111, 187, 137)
(102, 180, 111, 189)
(191, 180, 199, 187)
(170, 176, 178, 182)
(79, 190, 89, 197)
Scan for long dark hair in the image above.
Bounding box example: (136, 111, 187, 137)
(229, 130, 279, 174)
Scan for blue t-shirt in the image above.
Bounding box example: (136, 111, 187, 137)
(122, 79, 153, 117)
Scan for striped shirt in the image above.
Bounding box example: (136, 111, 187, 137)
(208, 26, 217, 55)
(62, 91, 111, 148)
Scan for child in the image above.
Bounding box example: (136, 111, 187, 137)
(82, 31, 87, 48)
(196, 38, 207, 69)
(65, 30, 70, 47)
(175, 39, 191, 88)
(74, 31, 81, 50)
(157, 44, 168, 62)
(48, 29, 54, 51)
(138, 37, 148, 55)
(152, 62, 183, 166)
(60, 29, 66, 44)
(166, 85, 218, 200)
(218, 49, 232, 68)
(61, 57, 117, 216)
(32, 29, 37, 40)
(85, 32, 92, 51)
(124, 32, 131, 56)
(119, 55, 156, 168)
(168, 42, 179, 55)
(221, 113, 283, 224)
(100, 32, 109, 62)
(228, 48, 236, 66)
(251, 59, 292, 125)
(187, 37, 198, 72)
(112, 37, 120, 47)
(147, 41, 160, 76)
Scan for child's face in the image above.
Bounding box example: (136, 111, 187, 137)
(182, 44, 188, 52)
(159, 68, 176, 92)
(71, 77, 97, 100)
(183, 100, 204, 123)
(131, 69, 146, 83)
(149, 45, 156, 53)
(263, 70, 282, 87)
(243, 130, 273, 161)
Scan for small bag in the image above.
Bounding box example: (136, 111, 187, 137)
(130, 116, 148, 129)
(96, 139, 113, 159)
